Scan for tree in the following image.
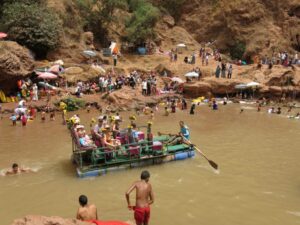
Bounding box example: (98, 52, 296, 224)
(1, 2, 62, 58)
(229, 41, 246, 60)
(76, 0, 127, 45)
(154, 0, 186, 22)
(125, 2, 160, 45)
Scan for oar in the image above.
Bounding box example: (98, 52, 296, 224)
(183, 137, 218, 170)
(158, 132, 218, 170)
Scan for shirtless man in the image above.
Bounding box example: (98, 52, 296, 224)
(76, 195, 98, 221)
(125, 170, 154, 225)
(5, 163, 32, 175)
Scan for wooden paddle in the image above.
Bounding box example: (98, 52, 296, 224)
(158, 132, 218, 170)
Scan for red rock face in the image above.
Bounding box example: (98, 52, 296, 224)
(0, 41, 34, 93)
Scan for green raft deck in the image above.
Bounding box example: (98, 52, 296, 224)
(71, 133, 195, 177)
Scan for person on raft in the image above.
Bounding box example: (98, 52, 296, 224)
(165, 121, 190, 145)
(126, 170, 154, 225)
(5, 163, 32, 175)
(76, 195, 98, 221)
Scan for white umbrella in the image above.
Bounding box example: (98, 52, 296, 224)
(185, 71, 199, 77)
(235, 84, 247, 90)
(171, 77, 184, 83)
(83, 50, 97, 57)
(246, 82, 260, 87)
(177, 43, 186, 48)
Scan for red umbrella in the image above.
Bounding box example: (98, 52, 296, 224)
(37, 72, 58, 79)
(0, 32, 7, 39)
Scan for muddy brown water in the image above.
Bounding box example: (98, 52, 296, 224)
(0, 104, 300, 225)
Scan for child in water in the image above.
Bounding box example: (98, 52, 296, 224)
(10, 114, 17, 126)
(50, 111, 55, 121)
(41, 111, 46, 122)
(150, 110, 154, 120)
(212, 101, 218, 110)
(21, 113, 27, 126)
(164, 107, 169, 116)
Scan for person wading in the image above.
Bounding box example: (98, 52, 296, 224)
(125, 170, 154, 225)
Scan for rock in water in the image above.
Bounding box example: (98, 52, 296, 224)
(0, 41, 34, 93)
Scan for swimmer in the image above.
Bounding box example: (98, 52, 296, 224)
(240, 109, 244, 114)
(5, 163, 32, 175)
(76, 195, 98, 221)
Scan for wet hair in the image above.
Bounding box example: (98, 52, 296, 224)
(79, 195, 88, 206)
(12, 163, 18, 168)
(141, 170, 150, 180)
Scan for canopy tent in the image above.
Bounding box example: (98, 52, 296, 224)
(185, 71, 199, 77)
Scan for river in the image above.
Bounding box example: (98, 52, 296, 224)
(0, 104, 300, 225)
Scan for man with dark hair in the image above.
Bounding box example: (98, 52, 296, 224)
(76, 195, 98, 221)
(126, 170, 154, 225)
(5, 163, 32, 175)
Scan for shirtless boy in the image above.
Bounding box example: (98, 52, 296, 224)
(125, 171, 154, 225)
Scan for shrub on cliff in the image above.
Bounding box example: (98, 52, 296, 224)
(76, 0, 127, 45)
(154, 0, 185, 22)
(229, 42, 246, 60)
(0, 2, 62, 58)
(125, 1, 160, 45)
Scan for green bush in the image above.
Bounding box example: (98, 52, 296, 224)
(229, 42, 246, 60)
(125, 1, 160, 45)
(75, 0, 127, 45)
(1, 2, 62, 58)
(155, 0, 185, 22)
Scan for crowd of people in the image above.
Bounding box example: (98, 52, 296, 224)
(261, 52, 299, 67)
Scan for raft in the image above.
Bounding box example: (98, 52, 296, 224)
(71, 132, 195, 178)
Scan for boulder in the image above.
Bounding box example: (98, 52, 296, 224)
(155, 64, 173, 76)
(0, 41, 34, 94)
(183, 82, 212, 98)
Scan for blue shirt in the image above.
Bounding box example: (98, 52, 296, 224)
(181, 126, 190, 140)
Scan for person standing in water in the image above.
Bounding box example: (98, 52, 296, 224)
(190, 103, 196, 115)
(76, 195, 98, 221)
(126, 170, 154, 225)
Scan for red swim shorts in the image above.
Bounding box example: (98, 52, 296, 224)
(134, 207, 150, 225)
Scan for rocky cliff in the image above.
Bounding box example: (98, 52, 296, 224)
(0, 41, 34, 93)
(179, 0, 300, 58)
